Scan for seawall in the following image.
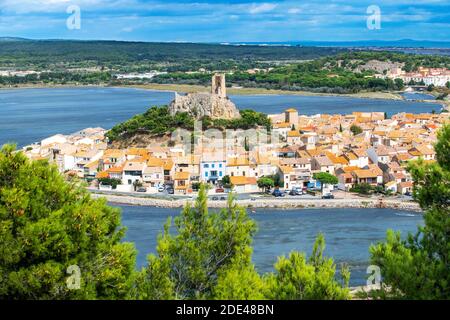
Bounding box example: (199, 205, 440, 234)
(90, 193, 422, 212)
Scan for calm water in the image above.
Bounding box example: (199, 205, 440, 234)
(401, 92, 436, 101)
(0, 87, 438, 147)
(118, 205, 423, 286)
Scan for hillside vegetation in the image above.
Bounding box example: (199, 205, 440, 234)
(105, 106, 270, 142)
(0, 40, 344, 71)
(153, 51, 450, 94)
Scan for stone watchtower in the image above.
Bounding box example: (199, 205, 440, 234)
(211, 73, 226, 98)
(168, 72, 240, 120)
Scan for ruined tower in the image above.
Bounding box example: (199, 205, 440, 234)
(211, 73, 226, 98)
(168, 72, 240, 120)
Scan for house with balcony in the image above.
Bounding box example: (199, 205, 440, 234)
(337, 172, 354, 191)
(143, 166, 164, 190)
(352, 166, 383, 186)
(200, 159, 226, 184)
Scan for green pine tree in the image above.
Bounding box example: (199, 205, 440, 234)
(0, 144, 137, 299)
(264, 234, 350, 300)
(136, 184, 258, 299)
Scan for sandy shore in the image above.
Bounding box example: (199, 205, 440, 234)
(90, 192, 421, 212)
(125, 83, 405, 100)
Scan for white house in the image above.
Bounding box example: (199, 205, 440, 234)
(200, 160, 226, 184)
(122, 161, 145, 186)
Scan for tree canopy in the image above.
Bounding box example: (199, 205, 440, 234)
(0, 144, 137, 299)
(257, 176, 275, 192)
(136, 184, 258, 299)
(350, 124, 363, 136)
(313, 172, 338, 193)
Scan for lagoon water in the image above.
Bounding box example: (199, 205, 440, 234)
(0, 87, 439, 147)
(119, 205, 423, 286)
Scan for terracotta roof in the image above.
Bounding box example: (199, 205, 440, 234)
(163, 159, 174, 170)
(230, 176, 257, 185)
(147, 157, 165, 167)
(107, 165, 124, 173)
(353, 169, 379, 179)
(399, 181, 413, 188)
(273, 122, 291, 129)
(227, 157, 250, 167)
(326, 152, 348, 165)
(123, 161, 145, 171)
(84, 160, 99, 169)
(96, 171, 109, 179)
(174, 171, 190, 180)
(279, 165, 293, 174)
(287, 130, 301, 137)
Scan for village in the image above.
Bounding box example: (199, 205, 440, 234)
(21, 102, 448, 201)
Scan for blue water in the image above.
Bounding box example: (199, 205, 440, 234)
(401, 92, 436, 101)
(0, 87, 438, 147)
(118, 205, 423, 286)
(232, 94, 436, 115)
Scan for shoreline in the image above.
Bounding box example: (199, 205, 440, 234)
(90, 192, 422, 212)
(0, 83, 406, 101)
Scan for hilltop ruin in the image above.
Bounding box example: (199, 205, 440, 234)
(169, 73, 241, 120)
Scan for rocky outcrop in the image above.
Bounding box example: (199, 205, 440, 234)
(169, 92, 240, 120)
(168, 73, 240, 120)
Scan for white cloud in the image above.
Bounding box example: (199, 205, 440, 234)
(248, 3, 277, 14)
(121, 26, 133, 32)
(0, 0, 121, 13)
(288, 8, 301, 14)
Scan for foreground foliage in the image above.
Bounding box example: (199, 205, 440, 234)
(136, 184, 350, 300)
(0, 145, 137, 299)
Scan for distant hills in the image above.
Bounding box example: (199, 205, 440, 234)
(1, 37, 450, 48)
(226, 39, 450, 49)
(0, 37, 31, 42)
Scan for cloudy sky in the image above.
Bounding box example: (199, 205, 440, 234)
(0, 0, 449, 42)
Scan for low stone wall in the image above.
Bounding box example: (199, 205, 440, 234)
(91, 193, 422, 212)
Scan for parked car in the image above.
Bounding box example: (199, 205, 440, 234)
(136, 187, 147, 193)
(289, 189, 302, 196)
(215, 187, 225, 193)
(166, 188, 174, 194)
(272, 189, 285, 197)
(157, 186, 165, 192)
(322, 193, 335, 199)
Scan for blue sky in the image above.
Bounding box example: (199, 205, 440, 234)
(0, 0, 449, 42)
